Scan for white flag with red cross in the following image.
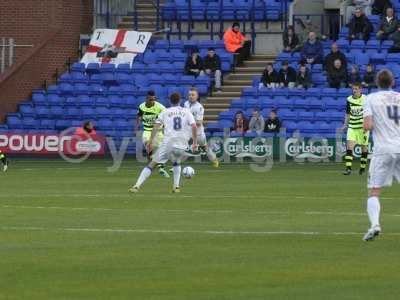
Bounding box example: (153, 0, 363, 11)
(81, 29, 152, 66)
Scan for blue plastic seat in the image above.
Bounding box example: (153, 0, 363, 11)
(7, 115, 22, 129)
(19, 104, 35, 118)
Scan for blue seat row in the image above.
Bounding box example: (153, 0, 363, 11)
(161, 0, 288, 22)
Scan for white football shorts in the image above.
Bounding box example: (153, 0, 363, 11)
(368, 153, 400, 189)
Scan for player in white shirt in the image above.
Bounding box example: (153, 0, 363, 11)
(184, 88, 219, 167)
(129, 93, 198, 193)
(362, 69, 400, 241)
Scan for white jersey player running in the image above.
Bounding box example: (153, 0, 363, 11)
(184, 88, 219, 167)
(362, 69, 400, 241)
(129, 93, 198, 193)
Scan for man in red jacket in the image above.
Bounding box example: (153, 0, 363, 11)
(223, 22, 251, 66)
(75, 121, 97, 138)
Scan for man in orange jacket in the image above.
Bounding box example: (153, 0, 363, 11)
(75, 121, 97, 138)
(223, 22, 251, 66)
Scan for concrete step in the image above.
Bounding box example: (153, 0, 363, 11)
(203, 103, 231, 109)
(122, 15, 156, 22)
(212, 91, 242, 98)
(118, 23, 156, 31)
(136, 3, 156, 9)
(204, 108, 225, 114)
(235, 66, 265, 73)
(203, 97, 233, 104)
(220, 85, 246, 92)
(226, 73, 259, 80)
(250, 54, 276, 60)
(223, 79, 252, 86)
(204, 115, 219, 121)
(243, 60, 273, 67)
(204, 96, 238, 102)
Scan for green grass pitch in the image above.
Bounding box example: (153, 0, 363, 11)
(1, 159, 400, 300)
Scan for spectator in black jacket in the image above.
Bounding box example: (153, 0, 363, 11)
(389, 23, 400, 52)
(377, 7, 398, 40)
(296, 64, 313, 89)
(185, 49, 204, 77)
(259, 63, 279, 89)
(372, 0, 392, 15)
(264, 110, 281, 133)
(278, 61, 297, 88)
(328, 59, 348, 88)
(282, 25, 300, 52)
(362, 63, 376, 91)
(348, 7, 373, 41)
(203, 47, 222, 91)
(324, 43, 348, 74)
(348, 64, 362, 87)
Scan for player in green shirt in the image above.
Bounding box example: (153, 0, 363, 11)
(342, 83, 370, 175)
(0, 150, 8, 172)
(136, 91, 169, 177)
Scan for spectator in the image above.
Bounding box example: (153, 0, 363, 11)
(223, 22, 251, 66)
(376, 7, 398, 40)
(264, 110, 281, 133)
(372, 0, 392, 15)
(300, 31, 324, 65)
(345, 1, 373, 24)
(348, 64, 362, 87)
(259, 63, 279, 89)
(248, 108, 265, 135)
(282, 25, 299, 52)
(75, 120, 97, 137)
(185, 49, 204, 77)
(231, 111, 249, 134)
(278, 61, 297, 88)
(324, 42, 348, 74)
(389, 23, 400, 52)
(348, 7, 373, 41)
(203, 47, 222, 91)
(362, 63, 376, 90)
(296, 64, 313, 89)
(328, 59, 348, 88)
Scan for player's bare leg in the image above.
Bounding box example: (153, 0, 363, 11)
(359, 145, 368, 175)
(200, 144, 219, 168)
(146, 142, 170, 178)
(363, 188, 382, 241)
(172, 162, 181, 193)
(343, 141, 355, 175)
(129, 161, 158, 193)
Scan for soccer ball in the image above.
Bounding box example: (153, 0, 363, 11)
(182, 166, 195, 179)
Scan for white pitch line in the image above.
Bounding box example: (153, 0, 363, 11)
(0, 194, 395, 200)
(1, 226, 393, 236)
(3, 204, 400, 218)
(2, 225, 400, 236)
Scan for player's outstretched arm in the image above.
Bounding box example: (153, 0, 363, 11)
(364, 116, 373, 131)
(191, 124, 198, 152)
(342, 114, 349, 131)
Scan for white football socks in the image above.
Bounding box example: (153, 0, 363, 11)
(135, 166, 152, 188)
(173, 164, 181, 188)
(207, 148, 217, 162)
(367, 196, 381, 228)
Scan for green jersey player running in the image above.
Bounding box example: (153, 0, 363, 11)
(0, 150, 8, 172)
(342, 82, 370, 175)
(136, 91, 169, 178)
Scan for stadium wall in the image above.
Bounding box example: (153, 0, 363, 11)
(0, 0, 93, 122)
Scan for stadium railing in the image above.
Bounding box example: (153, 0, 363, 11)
(0, 38, 34, 74)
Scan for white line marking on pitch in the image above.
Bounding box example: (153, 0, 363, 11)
(0, 194, 395, 201)
(3, 205, 400, 218)
(3, 226, 398, 236)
